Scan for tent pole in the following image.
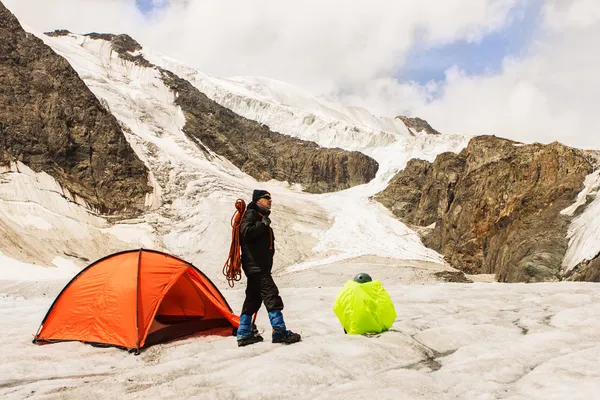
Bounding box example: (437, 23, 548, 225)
(135, 248, 143, 355)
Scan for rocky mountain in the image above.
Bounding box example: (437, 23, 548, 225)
(0, 3, 152, 214)
(376, 134, 599, 282)
(161, 70, 379, 193)
(46, 31, 379, 194)
(2, 1, 599, 284)
(396, 116, 441, 136)
(570, 258, 600, 282)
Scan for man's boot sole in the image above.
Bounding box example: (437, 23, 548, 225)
(237, 336, 264, 347)
(272, 337, 301, 344)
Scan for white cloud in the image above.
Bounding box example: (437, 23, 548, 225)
(3, 0, 517, 92)
(133, 0, 519, 95)
(3, 0, 143, 34)
(545, 0, 600, 29)
(3, 0, 599, 150)
(390, 0, 600, 150)
(330, 0, 600, 150)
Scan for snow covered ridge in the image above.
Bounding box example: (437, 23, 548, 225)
(141, 49, 457, 156)
(0, 6, 152, 216)
(51, 30, 469, 185)
(140, 52, 409, 152)
(21, 28, 470, 277)
(39, 29, 469, 188)
(45, 30, 381, 194)
(14, 26, 599, 282)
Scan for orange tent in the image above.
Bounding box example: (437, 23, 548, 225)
(33, 249, 239, 354)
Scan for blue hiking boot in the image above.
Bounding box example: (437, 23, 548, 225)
(267, 310, 300, 344)
(237, 314, 263, 347)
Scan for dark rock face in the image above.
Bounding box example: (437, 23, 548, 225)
(0, 3, 151, 214)
(396, 116, 441, 136)
(376, 135, 595, 282)
(79, 32, 379, 193)
(45, 29, 71, 37)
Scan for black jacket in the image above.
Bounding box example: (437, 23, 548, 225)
(240, 202, 275, 275)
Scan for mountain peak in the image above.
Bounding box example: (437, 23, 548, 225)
(84, 32, 143, 53)
(44, 29, 71, 37)
(396, 115, 441, 136)
(0, 5, 152, 214)
(82, 32, 153, 67)
(45, 30, 145, 55)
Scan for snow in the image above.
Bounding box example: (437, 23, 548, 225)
(3, 213, 52, 231)
(562, 171, 600, 272)
(0, 161, 159, 269)
(287, 199, 444, 272)
(0, 21, 598, 400)
(21, 30, 474, 280)
(561, 170, 600, 217)
(0, 253, 79, 281)
(142, 49, 411, 150)
(51, 257, 80, 271)
(103, 224, 156, 249)
(0, 276, 598, 399)
(142, 37, 471, 270)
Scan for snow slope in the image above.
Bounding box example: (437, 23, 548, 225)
(143, 40, 472, 270)
(142, 47, 470, 185)
(3, 24, 599, 282)
(0, 161, 158, 270)
(562, 170, 600, 273)
(1, 275, 598, 399)
(142, 50, 409, 151)
(6, 29, 471, 282)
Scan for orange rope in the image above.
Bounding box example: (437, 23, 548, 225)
(223, 199, 246, 288)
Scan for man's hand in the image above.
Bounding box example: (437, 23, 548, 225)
(262, 215, 271, 226)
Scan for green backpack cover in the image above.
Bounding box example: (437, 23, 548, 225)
(333, 280, 396, 334)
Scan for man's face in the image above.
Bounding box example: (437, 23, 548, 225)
(257, 194, 272, 209)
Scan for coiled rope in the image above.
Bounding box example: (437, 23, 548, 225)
(222, 199, 246, 288)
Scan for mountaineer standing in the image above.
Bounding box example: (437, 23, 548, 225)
(233, 189, 301, 347)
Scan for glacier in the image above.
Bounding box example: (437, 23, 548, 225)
(0, 21, 599, 400)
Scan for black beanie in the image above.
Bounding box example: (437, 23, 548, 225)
(252, 189, 270, 202)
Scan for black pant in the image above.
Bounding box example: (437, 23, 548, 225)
(241, 273, 284, 315)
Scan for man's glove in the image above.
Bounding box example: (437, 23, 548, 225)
(262, 215, 271, 226)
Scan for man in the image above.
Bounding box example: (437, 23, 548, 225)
(236, 189, 301, 347)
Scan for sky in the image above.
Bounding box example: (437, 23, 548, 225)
(136, 0, 154, 14)
(3, 0, 600, 150)
(398, 1, 541, 84)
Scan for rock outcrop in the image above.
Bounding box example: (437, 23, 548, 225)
(0, 4, 151, 214)
(567, 257, 600, 282)
(396, 116, 441, 136)
(75, 32, 379, 193)
(376, 135, 595, 282)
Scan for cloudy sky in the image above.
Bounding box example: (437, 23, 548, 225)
(4, 0, 599, 149)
